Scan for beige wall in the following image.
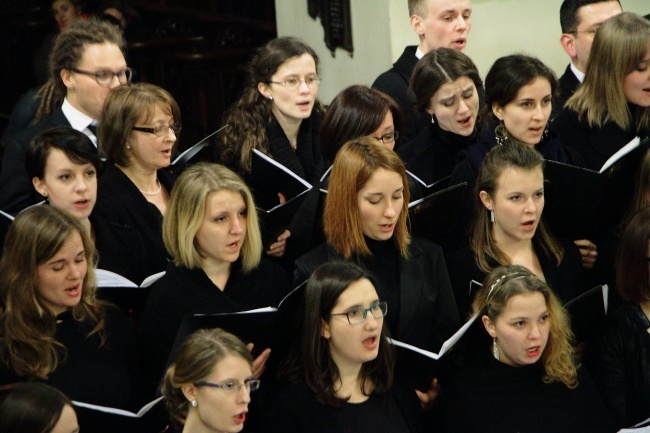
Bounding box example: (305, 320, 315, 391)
(275, 0, 649, 103)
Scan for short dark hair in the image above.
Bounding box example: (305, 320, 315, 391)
(280, 261, 395, 407)
(26, 126, 104, 180)
(0, 382, 74, 433)
(410, 48, 483, 113)
(616, 206, 650, 303)
(320, 85, 403, 163)
(481, 54, 558, 127)
(560, 0, 622, 32)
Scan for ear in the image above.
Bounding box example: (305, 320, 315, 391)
(32, 177, 47, 197)
(492, 103, 504, 121)
(60, 69, 74, 90)
(257, 82, 272, 100)
(560, 33, 577, 58)
(479, 190, 493, 210)
(181, 384, 197, 404)
(410, 14, 425, 37)
(320, 318, 331, 340)
(425, 104, 434, 115)
(482, 315, 497, 338)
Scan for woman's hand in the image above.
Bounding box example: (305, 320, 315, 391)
(247, 343, 271, 379)
(267, 230, 290, 258)
(574, 239, 598, 269)
(415, 377, 439, 411)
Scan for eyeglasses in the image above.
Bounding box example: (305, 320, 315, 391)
(374, 131, 399, 144)
(567, 28, 598, 36)
(132, 123, 182, 137)
(269, 76, 321, 89)
(69, 67, 133, 86)
(329, 301, 388, 325)
(194, 379, 261, 394)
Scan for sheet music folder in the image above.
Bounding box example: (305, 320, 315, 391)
(543, 137, 649, 239)
(250, 149, 313, 246)
(169, 124, 229, 172)
(160, 281, 307, 390)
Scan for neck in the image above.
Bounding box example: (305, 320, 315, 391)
(79, 217, 93, 240)
(117, 163, 158, 192)
(182, 409, 212, 433)
(494, 232, 534, 259)
(332, 356, 366, 401)
(272, 108, 302, 148)
(202, 258, 232, 291)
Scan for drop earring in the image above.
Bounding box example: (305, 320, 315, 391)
(490, 209, 494, 223)
(495, 123, 508, 146)
(492, 338, 500, 360)
(430, 113, 436, 124)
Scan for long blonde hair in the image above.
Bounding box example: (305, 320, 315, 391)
(472, 265, 577, 388)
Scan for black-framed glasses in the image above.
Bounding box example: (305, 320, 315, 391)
(268, 76, 321, 89)
(194, 379, 260, 394)
(375, 131, 399, 144)
(132, 123, 182, 137)
(329, 301, 388, 325)
(567, 28, 598, 36)
(69, 67, 133, 86)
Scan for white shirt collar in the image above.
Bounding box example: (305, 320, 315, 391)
(415, 47, 425, 60)
(61, 98, 98, 147)
(570, 62, 585, 83)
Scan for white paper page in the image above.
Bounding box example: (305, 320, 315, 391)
(140, 271, 166, 288)
(599, 136, 640, 173)
(252, 149, 312, 189)
(95, 269, 137, 288)
(72, 396, 163, 418)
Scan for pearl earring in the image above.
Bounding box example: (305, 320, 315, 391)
(269, 96, 273, 101)
(126, 145, 131, 150)
(191, 400, 197, 407)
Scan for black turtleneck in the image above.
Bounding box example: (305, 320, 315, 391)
(358, 236, 401, 334)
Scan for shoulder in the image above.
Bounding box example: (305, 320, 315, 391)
(294, 243, 333, 279)
(409, 237, 443, 257)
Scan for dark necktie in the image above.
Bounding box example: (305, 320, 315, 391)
(87, 123, 97, 136)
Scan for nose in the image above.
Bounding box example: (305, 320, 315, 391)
(230, 217, 244, 234)
(532, 104, 545, 121)
(298, 79, 310, 94)
(108, 74, 122, 89)
(165, 127, 177, 142)
(238, 386, 252, 404)
(454, 15, 467, 30)
(458, 98, 469, 114)
(74, 177, 88, 192)
(524, 196, 537, 214)
(68, 262, 83, 280)
(364, 311, 380, 329)
(529, 323, 542, 340)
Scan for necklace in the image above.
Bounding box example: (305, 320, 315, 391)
(138, 178, 162, 195)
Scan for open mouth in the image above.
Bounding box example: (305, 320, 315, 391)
(529, 127, 543, 135)
(362, 336, 378, 349)
(65, 284, 81, 296)
(233, 412, 247, 424)
(452, 38, 466, 49)
(227, 240, 239, 248)
(379, 223, 394, 233)
(521, 220, 536, 231)
(74, 199, 90, 208)
(526, 346, 541, 357)
(457, 116, 472, 127)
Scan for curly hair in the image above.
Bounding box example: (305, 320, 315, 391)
(472, 265, 577, 388)
(0, 206, 105, 379)
(218, 37, 324, 173)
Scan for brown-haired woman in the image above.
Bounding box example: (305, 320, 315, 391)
(0, 206, 133, 416)
(295, 137, 458, 354)
(96, 83, 180, 275)
(584, 206, 650, 428)
(216, 37, 326, 261)
(445, 142, 584, 318)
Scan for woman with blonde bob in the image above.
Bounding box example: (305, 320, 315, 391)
(96, 82, 181, 274)
(140, 163, 289, 394)
(295, 137, 458, 354)
(0, 206, 133, 410)
(434, 265, 614, 433)
(554, 12, 650, 171)
(163, 328, 257, 433)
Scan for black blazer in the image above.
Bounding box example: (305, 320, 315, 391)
(372, 46, 429, 146)
(94, 162, 175, 275)
(398, 121, 479, 186)
(139, 259, 290, 394)
(552, 104, 646, 171)
(552, 64, 581, 120)
(445, 239, 584, 319)
(294, 238, 459, 352)
(0, 107, 71, 214)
